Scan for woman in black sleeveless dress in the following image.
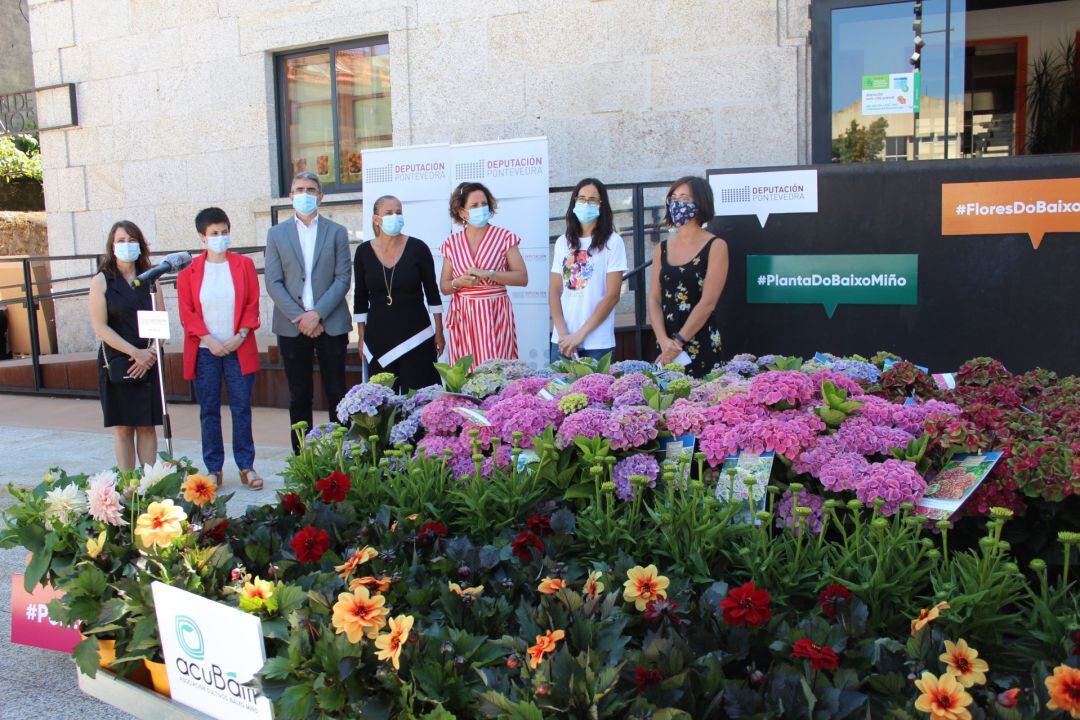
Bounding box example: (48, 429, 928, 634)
(354, 195, 444, 393)
(648, 176, 729, 378)
(89, 221, 163, 470)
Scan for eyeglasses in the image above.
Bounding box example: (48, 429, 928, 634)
(573, 196, 602, 206)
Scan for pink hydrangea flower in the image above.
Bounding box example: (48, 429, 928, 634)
(747, 370, 815, 407)
(818, 452, 871, 492)
(557, 407, 611, 449)
(835, 417, 915, 456)
(420, 396, 470, 435)
(809, 370, 863, 397)
(502, 376, 551, 399)
(850, 394, 900, 427)
(664, 399, 709, 437)
(604, 406, 661, 451)
(855, 459, 926, 515)
(610, 372, 656, 399)
(416, 434, 460, 459)
(776, 488, 825, 536)
(705, 394, 770, 426)
(891, 399, 963, 435)
(612, 453, 660, 501)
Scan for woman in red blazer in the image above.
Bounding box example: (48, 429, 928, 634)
(177, 208, 263, 489)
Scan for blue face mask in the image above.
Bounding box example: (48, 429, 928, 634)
(572, 202, 601, 225)
(668, 200, 698, 227)
(293, 192, 318, 216)
(114, 241, 141, 263)
(207, 235, 231, 253)
(467, 206, 490, 228)
(380, 214, 404, 236)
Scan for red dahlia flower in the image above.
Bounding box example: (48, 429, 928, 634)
(417, 521, 447, 544)
(631, 666, 663, 694)
(818, 584, 852, 621)
(281, 492, 306, 516)
(719, 581, 772, 628)
(526, 513, 554, 537)
(291, 525, 330, 563)
(791, 638, 840, 671)
(511, 530, 544, 563)
(316, 471, 350, 503)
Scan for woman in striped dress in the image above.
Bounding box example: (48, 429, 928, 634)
(439, 182, 528, 366)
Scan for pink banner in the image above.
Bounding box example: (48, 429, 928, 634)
(9, 574, 81, 653)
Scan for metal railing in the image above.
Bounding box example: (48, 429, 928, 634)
(0, 181, 673, 396)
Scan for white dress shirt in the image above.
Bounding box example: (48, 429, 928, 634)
(295, 214, 319, 312)
(199, 260, 235, 346)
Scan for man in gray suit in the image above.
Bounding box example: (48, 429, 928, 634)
(264, 171, 352, 453)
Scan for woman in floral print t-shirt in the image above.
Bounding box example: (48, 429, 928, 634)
(648, 176, 729, 378)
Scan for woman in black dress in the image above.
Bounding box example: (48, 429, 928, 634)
(88, 221, 164, 470)
(648, 176, 729, 378)
(354, 195, 445, 392)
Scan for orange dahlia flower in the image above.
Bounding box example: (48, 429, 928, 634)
(939, 639, 988, 688)
(331, 586, 389, 643)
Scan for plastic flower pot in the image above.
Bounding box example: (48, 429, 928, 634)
(97, 639, 116, 668)
(143, 658, 171, 697)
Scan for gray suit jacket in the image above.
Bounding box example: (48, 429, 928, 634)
(264, 215, 352, 337)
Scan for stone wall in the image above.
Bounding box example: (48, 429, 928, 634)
(0, 0, 34, 97)
(28, 0, 810, 353)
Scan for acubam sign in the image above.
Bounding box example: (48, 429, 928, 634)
(152, 582, 272, 720)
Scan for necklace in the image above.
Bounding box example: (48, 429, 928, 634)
(376, 238, 404, 306)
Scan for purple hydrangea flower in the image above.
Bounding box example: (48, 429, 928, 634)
(775, 488, 825, 536)
(612, 453, 660, 501)
(756, 354, 781, 367)
(809, 369, 864, 397)
(604, 406, 661, 451)
(306, 422, 343, 442)
(835, 417, 915, 456)
(817, 452, 871, 492)
(416, 434, 460, 459)
(611, 360, 655, 375)
(610, 372, 656, 399)
(556, 407, 611, 448)
(389, 412, 422, 445)
(486, 394, 563, 448)
(855, 459, 926, 516)
(720, 359, 759, 377)
(612, 387, 647, 407)
(503, 376, 551, 398)
(401, 384, 442, 415)
(336, 382, 398, 423)
(830, 359, 881, 384)
(568, 373, 617, 405)
(891, 399, 963, 435)
(851, 394, 901, 427)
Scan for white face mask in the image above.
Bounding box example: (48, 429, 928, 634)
(207, 235, 231, 253)
(114, 241, 141, 263)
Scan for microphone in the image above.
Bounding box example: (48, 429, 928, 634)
(133, 251, 193, 287)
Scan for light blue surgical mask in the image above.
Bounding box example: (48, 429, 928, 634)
(293, 193, 318, 216)
(572, 202, 601, 225)
(380, 213, 404, 236)
(114, 241, 141, 263)
(467, 206, 490, 228)
(207, 235, 231, 253)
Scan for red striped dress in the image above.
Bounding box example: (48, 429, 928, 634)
(441, 225, 520, 367)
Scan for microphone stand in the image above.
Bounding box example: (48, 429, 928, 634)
(148, 280, 173, 456)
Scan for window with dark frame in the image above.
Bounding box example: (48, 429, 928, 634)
(811, 0, 1080, 164)
(274, 36, 391, 194)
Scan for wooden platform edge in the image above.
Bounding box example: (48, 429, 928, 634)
(76, 668, 216, 720)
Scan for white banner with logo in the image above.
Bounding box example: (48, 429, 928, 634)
(450, 137, 550, 369)
(360, 137, 550, 369)
(708, 169, 818, 227)
(152, 581, 273, 720)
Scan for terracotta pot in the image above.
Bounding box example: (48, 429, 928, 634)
(143, 658, 171, 697)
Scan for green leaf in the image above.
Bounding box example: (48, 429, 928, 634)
(72, 637, 101, 678)
(23, 545, 53, 592)
(279, 682, 315, 720)
(316, 683, 346, 712)
(564, 482, 595, 500)
(261, 656, 292, 681)
(418, 709, 457, 720)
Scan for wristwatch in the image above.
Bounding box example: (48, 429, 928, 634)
(239, 328, 249, 339)
(673, 332, 687, 346)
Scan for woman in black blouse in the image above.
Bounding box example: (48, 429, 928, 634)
(354, 195, 445, 392)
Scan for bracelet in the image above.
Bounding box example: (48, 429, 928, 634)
(673, 332, 687, 346)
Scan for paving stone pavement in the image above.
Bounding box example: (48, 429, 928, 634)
(0, 395, 297, 719)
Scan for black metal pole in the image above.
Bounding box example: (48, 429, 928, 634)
(943, 0, 951, 160)
(23, 259, 42, 391)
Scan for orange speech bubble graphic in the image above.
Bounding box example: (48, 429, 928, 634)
(941, 178, 1080, 249)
